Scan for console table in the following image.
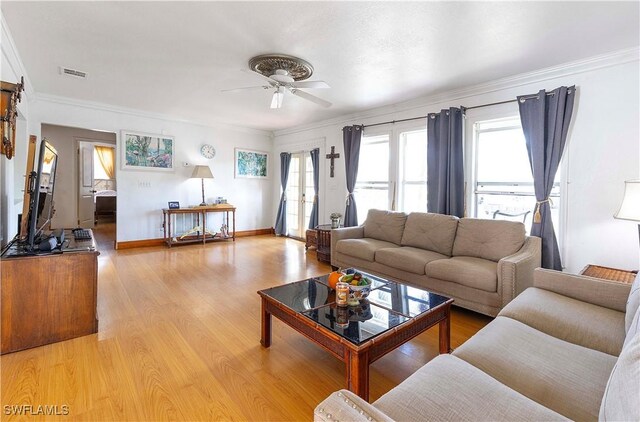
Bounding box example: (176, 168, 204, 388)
(162, 204, 236, 247)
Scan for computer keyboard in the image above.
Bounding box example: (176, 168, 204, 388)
(72, 228, 92, 241)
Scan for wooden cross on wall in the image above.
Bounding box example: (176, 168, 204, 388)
(326, 146, 340, 178)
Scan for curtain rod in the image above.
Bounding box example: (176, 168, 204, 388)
(362, 92, 556, 129)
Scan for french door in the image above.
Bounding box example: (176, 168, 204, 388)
(286, 152, 314, 238)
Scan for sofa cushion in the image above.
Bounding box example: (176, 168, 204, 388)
(600, 332, 640, 422)
(426, 256, 497, 292)
(375, 247, 447, 275)
(335, 238, 399, 262)
(374, 354, 568, 422)
(499, 287, 626, 356)
(452, 218, 525, 262)
(400, 212, 459, 256)
(453, 316, 617, 421)
(625, 273, 640, 333)
(363, 209, 407, 245)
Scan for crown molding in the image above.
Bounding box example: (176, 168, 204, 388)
(274, 47, 639, 137)
(33, 93, 272, 137)
(1, 14, 35, 97)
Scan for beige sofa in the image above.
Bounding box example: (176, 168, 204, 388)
(315, 269, 640, 421)
(331, 209, 541, 316)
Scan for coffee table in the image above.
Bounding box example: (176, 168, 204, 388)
(257, 270, 453, 400)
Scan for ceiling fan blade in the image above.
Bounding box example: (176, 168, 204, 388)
(221, 85, 270, 93)
(290, 89, 332, 108)
(290, 80, 330, 89)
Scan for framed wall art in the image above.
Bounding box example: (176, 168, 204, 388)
(121, 130, 175, 171)
(235, 148, 268, 179)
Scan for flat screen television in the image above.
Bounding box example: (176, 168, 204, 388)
(26, 140, 58, 250)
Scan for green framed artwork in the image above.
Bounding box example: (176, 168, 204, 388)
(121, 130, 174, 171)
(235, 148, 268, 179)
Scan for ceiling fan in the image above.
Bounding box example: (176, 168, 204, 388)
(222, 54, 332, 109)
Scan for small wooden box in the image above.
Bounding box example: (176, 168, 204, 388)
(305, 229, 317, 250)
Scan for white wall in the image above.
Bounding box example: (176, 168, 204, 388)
(2, 13, 274, 244)
(1, 16, 32, 246)
(273, 49, 640, 273)
(30, 98, 273, 242)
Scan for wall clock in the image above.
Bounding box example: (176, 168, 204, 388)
(200, 144, 216, 159)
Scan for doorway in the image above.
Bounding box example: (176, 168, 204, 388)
(41, 124, 117, 250)
(285, 152, 314, 239)
(78, 140, 117, 250)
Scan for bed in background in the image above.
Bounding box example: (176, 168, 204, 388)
(95, 189, 116, 223)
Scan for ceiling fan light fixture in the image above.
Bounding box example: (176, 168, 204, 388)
(270, 88, 284, 109)
(270, 70, 295, 84)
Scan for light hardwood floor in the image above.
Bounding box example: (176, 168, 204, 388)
(1, 233, 491, 421)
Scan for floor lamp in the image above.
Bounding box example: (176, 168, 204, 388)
(180, 165, 215, 239)
(614, 179, 640, 247)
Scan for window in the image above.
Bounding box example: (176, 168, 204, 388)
(93, 147, 115, 180)
(473, 117, 560, 234)
(354, 134, 390, 223)
(354, 128, 427, 223)
(399, 129, 427, 213)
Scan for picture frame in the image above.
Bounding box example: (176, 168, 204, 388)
(234, 148, 269, 179)
(121, 130, 175, 171)
(168, 201, 180, 209)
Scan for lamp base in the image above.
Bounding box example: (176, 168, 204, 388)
(199, 202, 206, 207)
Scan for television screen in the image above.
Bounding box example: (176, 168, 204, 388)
(27, 140, 58, 249)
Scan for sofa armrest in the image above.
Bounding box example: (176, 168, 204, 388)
(331, 226, 364, 264)
(533, 268, 631, 312)
(314, 390, 394, 422)
(497, 236, 542, 307)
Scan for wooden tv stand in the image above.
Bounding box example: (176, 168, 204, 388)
(0, 230, 99, 354)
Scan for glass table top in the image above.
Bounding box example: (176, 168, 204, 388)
(258, 269, 450, 346)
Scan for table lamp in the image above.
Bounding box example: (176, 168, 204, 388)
(191, 165, 214, 206)
(614, 179, 640, 245)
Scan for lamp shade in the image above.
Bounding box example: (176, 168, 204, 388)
(191, 165, 213, 179)
(614, 180, 640, 222)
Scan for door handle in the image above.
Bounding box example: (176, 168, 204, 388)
(90, 190, 97, 193)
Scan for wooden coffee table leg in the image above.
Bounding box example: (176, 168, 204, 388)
(348, 350, 369, 401)
(439, 307, 451, 354)
(261, 298, 271, 348)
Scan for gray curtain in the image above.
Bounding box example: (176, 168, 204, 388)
(308, 148, 320, 229)
(274, 152, 292, 235)
(427, 107, 464, 217)
(518, 86, 575, 270)
(343, 125, 363, 227)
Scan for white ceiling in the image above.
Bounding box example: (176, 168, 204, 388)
(2, 1, 638, 131)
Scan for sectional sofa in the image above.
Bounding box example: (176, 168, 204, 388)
(331, 209, 541, 316)
(314, 268, 640, 421)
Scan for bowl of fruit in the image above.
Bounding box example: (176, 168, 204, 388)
(339, 271, 372, 300)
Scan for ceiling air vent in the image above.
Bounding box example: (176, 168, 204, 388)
(59, 66, 88, 79)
